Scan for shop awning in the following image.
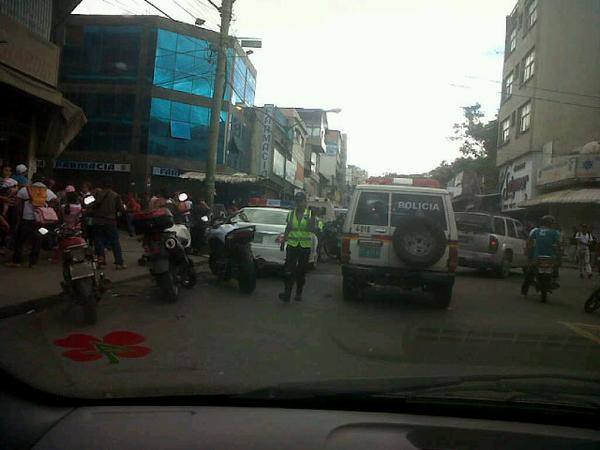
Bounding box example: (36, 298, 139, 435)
(179, 172, 258, 183)
(1, 63, 87, 159)
(520, 188, 600, 207)
(0, 63, 62, 105)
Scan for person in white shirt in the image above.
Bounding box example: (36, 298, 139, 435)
(6, 174, 57, 268)
(575, 224, 594, 279)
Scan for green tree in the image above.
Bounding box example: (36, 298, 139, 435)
(430, 103, 498, 193)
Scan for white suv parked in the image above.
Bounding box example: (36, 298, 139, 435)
(341, 183, 458, 308)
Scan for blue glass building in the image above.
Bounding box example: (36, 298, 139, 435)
(56, 15, 256, 194)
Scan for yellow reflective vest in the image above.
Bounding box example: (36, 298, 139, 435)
(287, 208, 312, 248)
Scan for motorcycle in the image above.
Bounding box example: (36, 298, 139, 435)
(584, 287, 600, 313)
(533, 256, 556, 303)
(134, 193, 196, 302)
(205, 218, 257, 294)
(39, 213, 106, 325)
(322, 220, 342, 260)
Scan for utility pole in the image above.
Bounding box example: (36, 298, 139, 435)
(205, 0, 234, 207)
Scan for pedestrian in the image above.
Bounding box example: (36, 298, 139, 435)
(6, 173, 58, 268)
(575, 224, 593, 279)
(569, 226, 579, 264)
(12, 164, 28, 187)
(1, 165, 13, 182)
(90, 179, 127, 269)
(125, 192, 141, 236)
(62, 186, 82, 231)
(149, 189, 168, 210)
(279, 191, 317, 302)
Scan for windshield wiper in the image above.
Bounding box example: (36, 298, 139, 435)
(236, 373, 600, 408)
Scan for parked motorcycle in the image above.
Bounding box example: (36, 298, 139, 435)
(206, 219, 257, 294)
(584, 287, 600, 313)
(39, 218, 106, 325)
(134, 194, 196, 302)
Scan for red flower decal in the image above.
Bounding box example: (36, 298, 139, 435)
(55, 331, 151, 364)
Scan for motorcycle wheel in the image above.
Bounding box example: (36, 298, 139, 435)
(539, 279, 548, 303)
(324, 238, 339, 259)
(238, 259, 257, 294)
(584, 289, 600, 313)
(74, 278, 97, 325)
(181, 262, 197, 289)
(156, 271, 179, 303)
(209, 253, 219, 276)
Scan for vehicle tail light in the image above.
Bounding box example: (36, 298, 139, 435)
(489, 235, 499, 253)
(447, 240, 458, 273)
(340, 236, 351, 264)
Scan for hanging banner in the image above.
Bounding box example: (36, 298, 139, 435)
(258, 105, 274, 178)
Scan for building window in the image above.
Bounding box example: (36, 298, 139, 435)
(500, 117, 511, 144)
(509, 27, 517, 53)
(523, 49, 535, 82)
(504, 71, 514, 98)
(519, 102, 531, 133)
(148, 97, 227, 162)
(527, 0, 538, 28)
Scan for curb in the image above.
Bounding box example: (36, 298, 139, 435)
(0, 259, 209, 320)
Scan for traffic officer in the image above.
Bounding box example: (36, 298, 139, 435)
(279, 191, 317, 302)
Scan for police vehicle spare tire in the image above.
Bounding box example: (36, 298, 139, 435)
(392, 216, 447, 268)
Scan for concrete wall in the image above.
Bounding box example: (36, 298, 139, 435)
(319, 154, 337, 180)
(496, 0, 600, 167)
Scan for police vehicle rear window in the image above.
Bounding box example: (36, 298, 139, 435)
(391, 193, 447, 230)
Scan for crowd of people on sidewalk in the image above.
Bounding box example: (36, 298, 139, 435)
(0, 163, 211, 270)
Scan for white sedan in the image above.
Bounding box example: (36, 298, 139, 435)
(230, 207, 318, 269)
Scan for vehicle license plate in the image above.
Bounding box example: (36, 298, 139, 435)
(70, 261, 94, 280)
(359, 246, 381, 258)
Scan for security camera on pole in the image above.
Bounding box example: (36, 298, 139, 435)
(205, 0, 234, 207)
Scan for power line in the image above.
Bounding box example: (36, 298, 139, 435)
(140, 0, 174, 20)
(449, 83, 600, 111)
(99, 0, 137, 15)
(173, 0, 197, 19)
(464, 75, 600, 101)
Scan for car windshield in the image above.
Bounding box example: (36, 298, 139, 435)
(456, 213, 493, 232)
(237, 208, 288, 225)
(1, 0, 599, 423)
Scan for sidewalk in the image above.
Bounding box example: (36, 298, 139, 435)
(0, 232, 206, 317)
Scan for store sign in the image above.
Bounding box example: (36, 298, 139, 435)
(577, 155, 600, 178)
(258, 105, 274, 177)
(500, 157, 533, 211)
(537, 157, 576, 186)
(54, 160, 131, 172)
(273, 149, 285, 178)
(285, 159, 296, 184)
(152, 166, 180, 177)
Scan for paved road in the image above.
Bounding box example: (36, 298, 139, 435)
(0, 263, 599, 399)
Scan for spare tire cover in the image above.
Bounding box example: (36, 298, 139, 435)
(392, 216, 447, 268)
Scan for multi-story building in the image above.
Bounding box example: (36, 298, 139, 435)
(321, 129, 345, 202)
(245, 105, 303, 201)
(296, 108, 328, 199)
(55, 14, 256, 197)
(496, 0, 600, 216)
(0, 1, 86, 174)
(345, 164, 368, 188)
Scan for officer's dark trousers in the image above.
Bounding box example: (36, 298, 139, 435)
(283, 245, 311, 294)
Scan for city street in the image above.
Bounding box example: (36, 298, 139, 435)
(1, 261, 599, 399)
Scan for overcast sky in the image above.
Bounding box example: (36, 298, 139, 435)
(74, 0, 515, 176)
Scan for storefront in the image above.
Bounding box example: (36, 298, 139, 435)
(522, 149, 600, 233)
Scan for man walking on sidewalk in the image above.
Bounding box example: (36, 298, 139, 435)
(91, 179, 127, 270)
(576, 224, 593, 279)
(279, 192, 317, 302)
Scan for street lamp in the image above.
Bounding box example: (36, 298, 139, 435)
(194, 18, 206, 26)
